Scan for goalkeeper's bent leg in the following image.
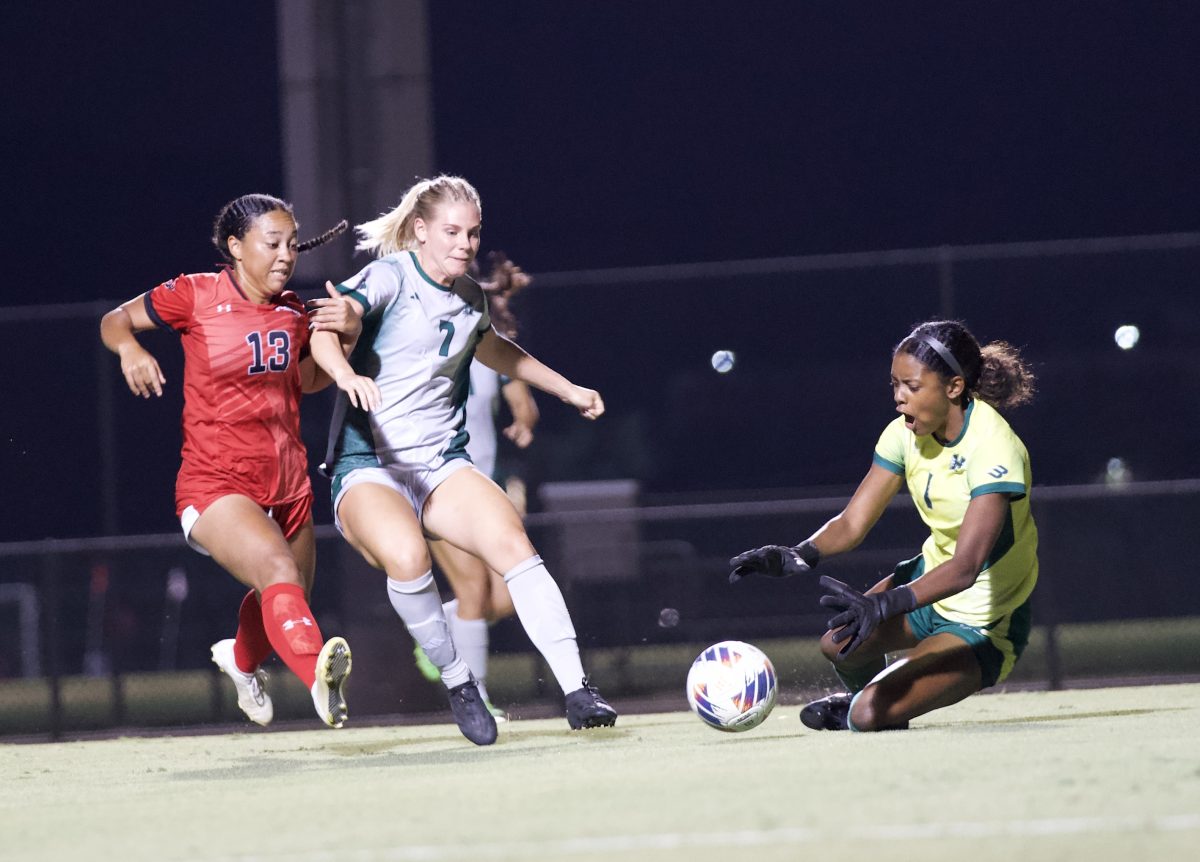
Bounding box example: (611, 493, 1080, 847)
(833, 656, 886, 693)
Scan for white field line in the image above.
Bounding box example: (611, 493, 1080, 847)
(229, 813, 1200, 862)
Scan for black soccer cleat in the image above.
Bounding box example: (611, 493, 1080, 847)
(447, 676, 499, 746)
(800, 692, 910, 731)
(564, 676, 618, 730)
(800, 692, 853, 731)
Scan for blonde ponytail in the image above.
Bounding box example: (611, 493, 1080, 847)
(355, 175, 482, 258)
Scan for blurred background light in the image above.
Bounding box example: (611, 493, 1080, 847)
(710, 350, 736, 374)
(1106, 456, 1131, 484)
(1114, 324, 1140, 350)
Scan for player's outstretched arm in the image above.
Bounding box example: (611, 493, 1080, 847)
(308, 325, 381, 411)
(475, 328, 603, 420)
(302, 282, 368, 393)
(100, 295, 166, 399)
(729, 465, 902, 582)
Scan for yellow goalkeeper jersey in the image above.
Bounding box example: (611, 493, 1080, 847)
(872, 398, 1038, 630)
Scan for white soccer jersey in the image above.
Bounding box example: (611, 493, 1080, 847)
(463, 362, 504, 478)
(326, 251, 491, 474)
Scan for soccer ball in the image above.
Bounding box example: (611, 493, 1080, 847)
(686, 640, 777, 732)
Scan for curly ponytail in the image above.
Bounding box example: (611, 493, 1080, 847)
(976, 341, 1036, 411)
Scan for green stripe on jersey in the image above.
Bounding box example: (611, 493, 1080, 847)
(971, 481, 1025, 498)
(336, 284, 371, 314)
(873, 452, 904, 474)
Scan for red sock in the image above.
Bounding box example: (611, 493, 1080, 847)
(232, 590, 274, 673)
(260, 583, 324, 689)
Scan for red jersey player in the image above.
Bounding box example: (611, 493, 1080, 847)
(100, 194, 378, 728)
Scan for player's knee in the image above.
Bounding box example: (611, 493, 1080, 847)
(818, 631, 843, 663)
(848, 688, 905, 732)
(380, 543, 432, 580)
(849, 691, 897, 734)
(257, 550, 303, 589)
(488, 532, 537, 572)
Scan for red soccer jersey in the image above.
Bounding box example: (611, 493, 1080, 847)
(145, 269, 313, 514)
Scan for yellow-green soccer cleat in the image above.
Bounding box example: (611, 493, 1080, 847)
(485, 699, 509, 723)
(311, 636, 352, 728)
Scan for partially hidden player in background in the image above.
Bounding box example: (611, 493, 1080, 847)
(309, 175, 617, 745)
(414, 252, 540, 721)
(99, 194, 377, 729)
(729, 319, 1037, 731)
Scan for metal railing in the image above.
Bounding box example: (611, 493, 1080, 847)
(3, 478, 1198, 738)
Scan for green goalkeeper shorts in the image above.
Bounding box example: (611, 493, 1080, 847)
(891, 555, 1033, 688)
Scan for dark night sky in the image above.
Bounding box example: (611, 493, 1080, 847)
(3, 3, 1199, 301)
(3, 2, 1199, 542)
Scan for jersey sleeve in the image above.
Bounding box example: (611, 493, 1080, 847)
(144, 274, 195, 332)
(476, 292, 491, 333)
(966, 431, 1028, 499)
(872, 417, 907, 475)
(281, 292, 313, 359)
(335, 260, 401, 316)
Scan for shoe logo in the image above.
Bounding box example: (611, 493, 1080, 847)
(281, 616, 315, 631)
(949, 454, 965, 472)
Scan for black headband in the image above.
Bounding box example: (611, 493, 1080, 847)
(919, 334, 965, 378)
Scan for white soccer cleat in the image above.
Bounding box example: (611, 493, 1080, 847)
(210, 639, 273, 726)
(311, 636, 352, 728)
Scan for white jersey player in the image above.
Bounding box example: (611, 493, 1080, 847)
(324, 249, 491, 515)
(311, 175, 617, 744)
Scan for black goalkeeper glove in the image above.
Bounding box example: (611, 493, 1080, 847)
(818, 575, 917, 656)
(729, 540, 821, 583)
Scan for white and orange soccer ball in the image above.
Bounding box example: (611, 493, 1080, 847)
(686, 640, 777, 732)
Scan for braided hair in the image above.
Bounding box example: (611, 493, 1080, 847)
(297, 219, 348, 252)
(895, 320, 1036, 412)
(211, 194, 294, 263)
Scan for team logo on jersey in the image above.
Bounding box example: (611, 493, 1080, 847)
(987, 464, 1009, 479)
(949, 454, 965, 472)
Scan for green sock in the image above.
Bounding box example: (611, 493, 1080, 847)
(834, 658, 885, 693)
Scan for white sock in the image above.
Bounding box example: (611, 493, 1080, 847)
(447, 608, 491, 700)
(502, 555, 584, 695)
(386, 573, 471, 688)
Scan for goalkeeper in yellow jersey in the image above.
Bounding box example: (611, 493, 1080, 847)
(730, 319, 1038, 731)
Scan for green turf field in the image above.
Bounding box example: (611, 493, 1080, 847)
(2, 683, 1197, 862)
